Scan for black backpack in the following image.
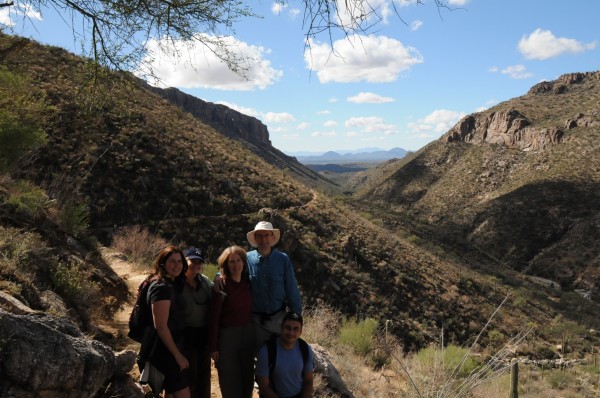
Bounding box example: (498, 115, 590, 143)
(128, 279, 153, 343)
(266, 336, 310, 392)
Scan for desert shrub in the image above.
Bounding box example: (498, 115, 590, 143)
(51, 260, 100, 307)
(339, 317, 377, 357)
(59, 202, 89, 238)
(6, 180, 52, 219)
(0, 67, 47, 172)
(303, 301, 341, 347)
(487, 329, 506, 350)
(111, 225, 169, 267)
(546, 369, 577, 390)
(416, 344, 481, 379)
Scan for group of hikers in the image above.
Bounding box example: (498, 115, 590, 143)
(134, 221, 314, 398)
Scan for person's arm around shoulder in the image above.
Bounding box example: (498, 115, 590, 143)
(212, 272, 225, 293)
(255, 344, 278, 398)
(152, 300, 189, 370)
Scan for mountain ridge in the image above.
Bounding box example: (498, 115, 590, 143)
(353, 70, 600, 295)
(295, 147, 408, 165)
(140, 83, 339, 190)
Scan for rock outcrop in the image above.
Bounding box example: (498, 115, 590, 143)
(447, 110, 564, 151)
(142, 84, 338, 189)
(149, 86, 272, 149)
(0, 309, 136, 397)
(528, 71, 600, 95)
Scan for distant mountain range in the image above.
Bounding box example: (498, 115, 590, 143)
(289, 147, 409, 164)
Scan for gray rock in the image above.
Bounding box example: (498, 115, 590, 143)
(0, 309, 116, 397)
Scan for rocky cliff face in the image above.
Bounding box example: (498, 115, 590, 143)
(144, 85, 337, 190)
(447, 109, 564, 151)
(447, 71, 600, 152)
(149, 86, 272, 148)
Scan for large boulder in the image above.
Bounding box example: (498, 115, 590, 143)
(0, 309, 123, 397)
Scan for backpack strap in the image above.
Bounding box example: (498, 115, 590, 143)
(267, 335, 278, 391)
(266, 336, 310, 394)
(298, 338, 309, 375)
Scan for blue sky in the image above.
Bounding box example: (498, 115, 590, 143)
(2, 1, 599, 155)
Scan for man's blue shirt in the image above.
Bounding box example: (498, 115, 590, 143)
(247, 249, 302, 315)
(255, 338, 314, 397)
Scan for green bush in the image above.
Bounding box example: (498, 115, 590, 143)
(339, 317, 378, 357)
(0, 67, 47, 172)
(202, 263, 219, 282)
(416, 344, 481, 378)
(6, 180, 52, 219)
(51, 260, 100, 306)
(546, 370, 576, 390)
(59, 202, 89, 238)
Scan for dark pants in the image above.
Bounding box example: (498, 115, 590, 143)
(183, 326, 211, 398)
(216, 323, 255, 398)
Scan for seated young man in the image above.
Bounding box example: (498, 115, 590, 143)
(255, 312, 314, 398)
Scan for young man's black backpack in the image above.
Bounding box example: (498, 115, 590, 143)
(265, 335, 310, 393)
(128, 279, 153, 343)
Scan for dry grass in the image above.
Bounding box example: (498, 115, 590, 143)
(110, 225, 170, 269)
(301, 299, 597, 398)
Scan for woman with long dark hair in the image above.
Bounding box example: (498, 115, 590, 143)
(146, 245, 191, 398)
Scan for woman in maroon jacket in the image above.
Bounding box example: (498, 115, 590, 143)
(209, 246, 254, 398)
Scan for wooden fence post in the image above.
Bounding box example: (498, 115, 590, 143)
(509, 359, 519, 398)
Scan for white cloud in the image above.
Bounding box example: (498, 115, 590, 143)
(271, 2, 285, 14)
(305, 35, 424, 83)
(476, 99, 497, 112)
(0, 9, 12, 26)
(324, 120, 338, 128)
(347, 92, 394, 103)
(214, 103, 296, 124)
(328, 98, 338, 103)
(269, 126, 287, 133)
(518, 29, 597, 60)
(215, 101, 260, 118)
(410, 20, 423, 31)
(137, 35, 283, 91)
(448, 0, 469, 5)
(1, 3, 42, 26)
(317, 110, 331, 115)
(498, 64, 533, 79)
(345, 116, 397, 135)
(297, 122, 310, 130)
(264, 112, 295, 123)
(408, 109, 466, 135)
(311, 131, 337, 137)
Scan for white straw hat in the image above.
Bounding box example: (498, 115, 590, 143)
(247, 221, 281, 248)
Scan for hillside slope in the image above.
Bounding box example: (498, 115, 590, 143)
(355, 71, 600, 295)
(143, 84, 339, 192)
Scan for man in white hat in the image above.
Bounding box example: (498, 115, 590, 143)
(245, 221, 302, 354)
